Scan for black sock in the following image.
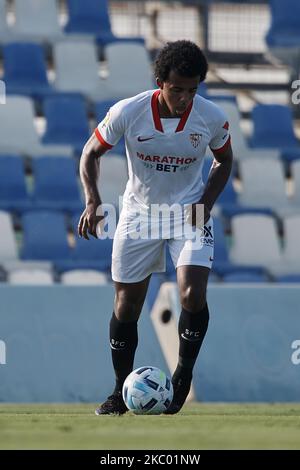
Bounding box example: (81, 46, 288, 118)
(173, 303, 209, 382)
(109, 312, 138, 393)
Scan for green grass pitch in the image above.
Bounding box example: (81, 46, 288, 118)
(0, 403, 300, 450)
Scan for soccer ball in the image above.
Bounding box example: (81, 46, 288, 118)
(122, 366, 173, 415)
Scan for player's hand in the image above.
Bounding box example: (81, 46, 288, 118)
(187, 203, 210, 228)
(78, 203, 105, 240)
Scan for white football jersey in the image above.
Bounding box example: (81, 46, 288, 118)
(95, 90, 230, 208)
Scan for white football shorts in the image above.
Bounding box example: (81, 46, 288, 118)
(111, 207, 214, 283)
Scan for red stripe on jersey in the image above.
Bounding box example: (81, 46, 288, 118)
(223, 121, 229, 130)
(151, 90, 163, 132)
(211, 136, 231, 154)
(175, 101, 193, 132)
(94, 128, 113, 149)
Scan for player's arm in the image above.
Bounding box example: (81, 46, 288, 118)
(79, 101, 125, 238)
(200, 142, 233, 219)
(78, 133, 107, 240)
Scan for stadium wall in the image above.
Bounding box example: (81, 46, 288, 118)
(0, 285, 299, 402)
(0, 285, 169, 403)
(152, 284, 300, 402)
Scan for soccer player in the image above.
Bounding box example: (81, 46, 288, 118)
(78, 40, 233, 415)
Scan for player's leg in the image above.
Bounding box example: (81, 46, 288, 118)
(96, 207, 165, 415)
(164, 265, 209, 414)
(95, 275, 151, 415)
(165, 217, 214, 414)
(111, 276, 152, 391)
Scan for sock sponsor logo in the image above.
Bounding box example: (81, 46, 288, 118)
(181, 329, 201, 342)
(110, 339, 126, 350)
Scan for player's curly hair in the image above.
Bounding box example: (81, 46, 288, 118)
(154, 40, 208, 83)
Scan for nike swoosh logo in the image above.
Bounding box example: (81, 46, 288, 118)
(181, 334, 201, 342)
(137, 136, 154, 142)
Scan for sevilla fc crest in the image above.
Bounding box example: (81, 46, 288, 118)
(190, 133, 202, 148)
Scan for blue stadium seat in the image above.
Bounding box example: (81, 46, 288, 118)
(275, 274, 300, 283)
(222, 206, 275, 218)
(0, 155, 32, 212)
(95, 100, 116, 119)
(72, 235, 113, 272)
(239, 157, 290, 214)
(202, 158, 239, 215)
(0, 211, 18, 261)
(22, 211, 70, 260)
(53, 40, 108, 102)
(202, 158, 265, 218)
(32, 157, 83, 213)
(266, 0, 300, 47)
(280, 148, 300, 164)
(14, 0, 64, 42)
(0, 96, 73, 158)
(197, 82, 209, 99)
(213, 217, 230, 271)
(197, 83, 237, 102)
(95, 100, 125, 155)
(64, 0, 114, 38)
(222, 271, 269, 283)
(230, 213, 281, 275)
(56, 213, 113, 272)
(0, 0, 10, 42)
(265, 1, 300, 84)
(104, 42, 154, 99)
(64, 0, 144, 46)
(250, 104, 300, 162)
(42, 95, 90, 154)
(73, 213, 113, 271)
(3, 43, 54, 100)
(210, 218, 267, 277)
(203, 158, 280, 219)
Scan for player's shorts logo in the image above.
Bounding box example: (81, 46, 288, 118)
(202, 224, 214, 247)
(189, 133, 202, 148)
(204, 225, 213, 238)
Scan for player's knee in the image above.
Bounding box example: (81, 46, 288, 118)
(115, 293, 143, 322)
(180, 285, 207, 313)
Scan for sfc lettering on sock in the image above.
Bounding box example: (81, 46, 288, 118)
(181, 329, 202, 341)
(110, 339, 126, 350)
